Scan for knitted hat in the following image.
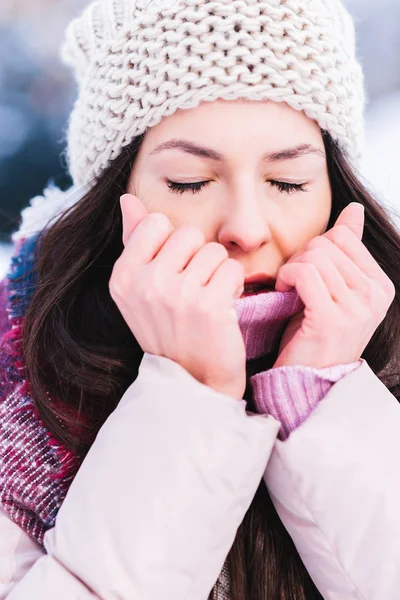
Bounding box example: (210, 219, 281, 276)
(60, 0, 365, 188)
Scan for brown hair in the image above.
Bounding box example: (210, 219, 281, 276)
(20, 132, 400, 598)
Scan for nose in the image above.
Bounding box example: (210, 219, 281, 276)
(217, 192, 272, 253)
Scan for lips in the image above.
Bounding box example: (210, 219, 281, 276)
(241, 285, 275, 297)
(242, 275, 276, 296)
(243, 283, 273, 292)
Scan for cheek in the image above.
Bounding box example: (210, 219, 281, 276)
(133, 177, 218, 234)
(278, 196, 332, 260)
(167, 209, 216, 237)
(127, 175, 181, 223)
(130, 187, 208, 233)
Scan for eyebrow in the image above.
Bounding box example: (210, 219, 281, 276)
(149, 139, 326, 162)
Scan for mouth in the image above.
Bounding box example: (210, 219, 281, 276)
(240, 275, 276, 297)
(240, 283, 276, 297)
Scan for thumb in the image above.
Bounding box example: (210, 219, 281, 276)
(120, 193, 149, 247)
(331, 202, 365, 241)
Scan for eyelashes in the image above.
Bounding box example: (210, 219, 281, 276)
(165, 179, 308, 195)
(272, 181, 308, 194)
(166, 180, 209, 195)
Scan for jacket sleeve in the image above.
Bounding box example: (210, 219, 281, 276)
(3, 352, 281, 600)
(264, 357, 400, 600)
(0, 503, 98, 600)
(0, 508, 45, 600)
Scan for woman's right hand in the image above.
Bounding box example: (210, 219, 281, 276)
(109, 193, 247, 400)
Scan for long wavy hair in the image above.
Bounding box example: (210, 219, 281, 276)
(20, 130, 400, 599)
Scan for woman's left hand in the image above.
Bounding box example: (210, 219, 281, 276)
(273, 202, 396, 369)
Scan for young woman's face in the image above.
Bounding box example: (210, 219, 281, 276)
(127, 99, 332, 283)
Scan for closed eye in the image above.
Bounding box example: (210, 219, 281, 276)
(165, 179, 308, 195)
(269, 180, 308, 194)
(166, 180, 210, 195)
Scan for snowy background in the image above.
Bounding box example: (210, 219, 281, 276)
(1, 0, 400, 278)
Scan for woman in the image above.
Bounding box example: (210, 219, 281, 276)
(1, 0, 400, 598)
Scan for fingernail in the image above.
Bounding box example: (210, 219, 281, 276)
(120, 193, 134, 203)
(350, 202, 364, 212)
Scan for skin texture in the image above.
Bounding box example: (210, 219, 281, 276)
(110, 99, 395, 399)
(127, 99, 333, 281)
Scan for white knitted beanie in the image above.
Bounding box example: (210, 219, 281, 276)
(60, 0, 365, 188)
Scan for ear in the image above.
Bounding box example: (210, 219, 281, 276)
(120, 194, 149, 247)
(328, 202, 365, 241)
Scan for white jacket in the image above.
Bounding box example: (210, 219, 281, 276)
(1, 352, 400, 599)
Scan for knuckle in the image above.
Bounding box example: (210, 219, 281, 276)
(306, 235, 326, 251)
(138, 274, 154, 301)
(108, 276, 119, 300)
(358, 280, 386, 314)
(196, 293, 214, 316)
(331, 225, 349, 245)
(226, 258, 244, 277)
(161, 292, 177, 312)
(206, 242, 229, 259)
(301, 262, 319, 278)
(140, 283, 161, 308)
(132, 213, 173, 242)
(361, 278, 375, 301)
(300, 261, 315, 272)
(375, 284, 395, 315)
(383, 277, 396, 300)
(109, 260, 129, 299)
(304, 248, 324, 264)
(147, 212, 171, 227)
(178, 224, 205, 246)
(143, 264, 164, 296)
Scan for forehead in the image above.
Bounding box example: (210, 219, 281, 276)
(141, 99, 324, 155)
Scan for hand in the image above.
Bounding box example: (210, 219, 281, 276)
(273, 203, 396, 369)
(109, 193, 247, 399)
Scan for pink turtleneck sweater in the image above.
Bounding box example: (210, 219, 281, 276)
(234, 289, 362, 440)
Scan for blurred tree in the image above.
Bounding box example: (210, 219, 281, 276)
(0, 0, 85, 242)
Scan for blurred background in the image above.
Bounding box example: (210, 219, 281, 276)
(1, 0, 400, 277)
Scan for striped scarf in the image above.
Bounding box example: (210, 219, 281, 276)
(0, 233, 81, 547)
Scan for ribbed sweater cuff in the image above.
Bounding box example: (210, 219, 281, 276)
(250, 360, 363, 440)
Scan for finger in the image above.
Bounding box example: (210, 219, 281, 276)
(275, 262, 332, 312)
(208, 258, 245, 300)
(124, 212, 175, 267)
(120, 193, 149, 247)
(151, 225, 206, 273)
(323, 223, 385, 282)
(182, 242, 229, 286)
(296, 239, 371, 292)
(287, 252, 352, 303)
(330, 202, 365, 241)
